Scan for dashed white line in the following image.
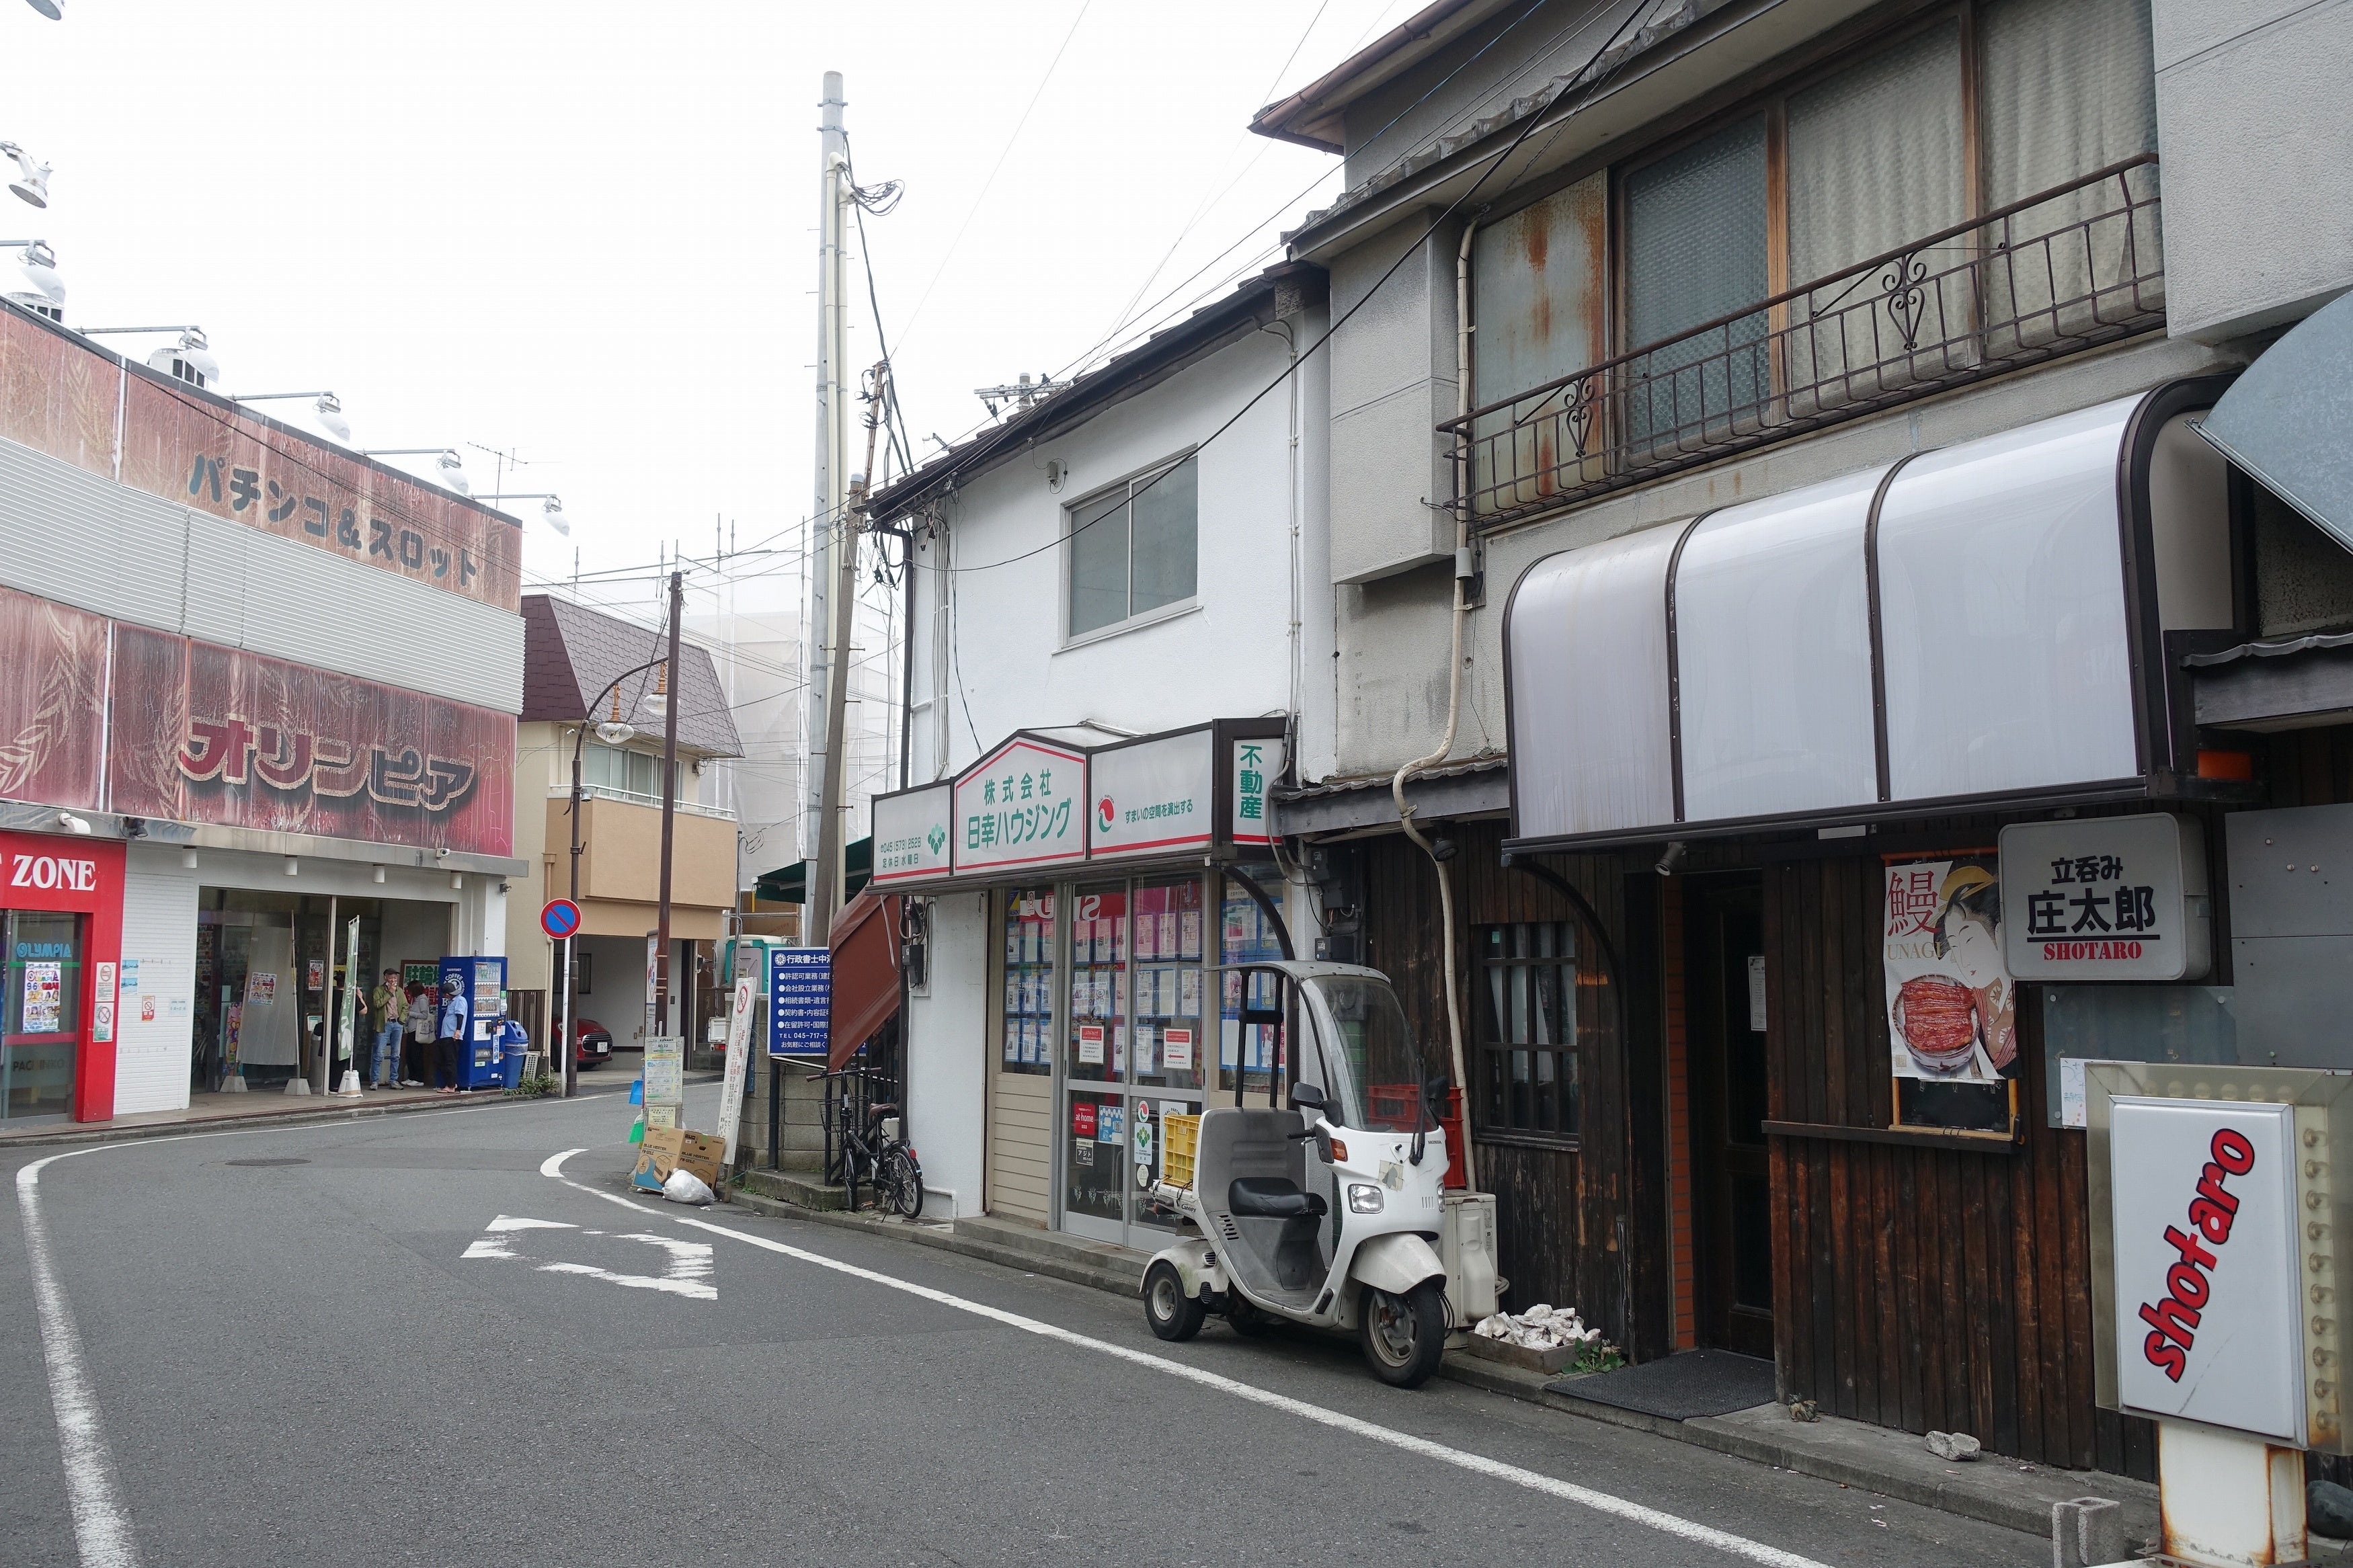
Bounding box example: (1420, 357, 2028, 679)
(540, 1148, 1833, 1568)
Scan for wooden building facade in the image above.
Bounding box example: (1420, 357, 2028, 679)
(1337, 723, 2353, 1483)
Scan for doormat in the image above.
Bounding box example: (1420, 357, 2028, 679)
(1547, 1349, 1778, 1420)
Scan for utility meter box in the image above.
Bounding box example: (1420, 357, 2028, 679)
(2085, 1062, 2353, 1453)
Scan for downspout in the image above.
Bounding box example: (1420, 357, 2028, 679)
(1389, 216, 1480, 1191)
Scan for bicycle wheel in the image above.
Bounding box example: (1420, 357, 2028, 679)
(881, 1146, 924, 1219)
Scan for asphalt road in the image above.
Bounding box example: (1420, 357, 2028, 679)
(0, 1085, 2051, 1567)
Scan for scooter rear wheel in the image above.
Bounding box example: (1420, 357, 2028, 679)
(1359, 1280, 1447, 1387)
(1144, 1260, 1206, 1342)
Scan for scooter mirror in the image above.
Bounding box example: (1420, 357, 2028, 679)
(1289, 1083, 1326, 1112)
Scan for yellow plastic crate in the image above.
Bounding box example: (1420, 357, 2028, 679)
(1162, 1112, 1201, 1189)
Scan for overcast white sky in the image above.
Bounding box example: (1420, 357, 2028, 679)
(1, 0, 1410, 620)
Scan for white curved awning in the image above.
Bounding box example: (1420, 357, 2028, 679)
(1503, 382, 2234, 850)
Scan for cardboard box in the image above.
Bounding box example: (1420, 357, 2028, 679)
(630, 1126, 685, 1191)
(629, 1125, 725, 1194)
(674, 1130, 724, 1191)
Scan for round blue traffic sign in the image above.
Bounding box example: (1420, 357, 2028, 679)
(541, 898, 583, 940)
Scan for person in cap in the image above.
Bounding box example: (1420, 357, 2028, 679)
(434, 975, 471, 1095)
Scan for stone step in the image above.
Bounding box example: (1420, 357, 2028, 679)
(951, 1214, 1152, 1286)
(736, 1167, 846, 1211)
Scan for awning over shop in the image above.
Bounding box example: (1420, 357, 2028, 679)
(1503, 380, 2235, 852)
(827, 884, 900, 1070)
(754, 836, 870, 906)
(2196, 290, 2353, 546)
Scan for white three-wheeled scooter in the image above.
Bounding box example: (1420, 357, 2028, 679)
(1140, 960, 1456, 1387)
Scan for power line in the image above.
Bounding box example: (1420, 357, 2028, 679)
(893, 0, 1094, 352)
(911, 0, 1657, 580)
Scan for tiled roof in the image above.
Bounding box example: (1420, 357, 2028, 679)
(521, 593, 744, 757)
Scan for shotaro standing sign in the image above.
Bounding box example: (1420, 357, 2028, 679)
(2110, 1097, 2305, 1441)
(1999, 813, 2210, 981)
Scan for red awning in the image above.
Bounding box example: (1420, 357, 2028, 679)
(828, 886, 902, 1069)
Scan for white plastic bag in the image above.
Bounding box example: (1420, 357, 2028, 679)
(662, 1168, 715, 1206)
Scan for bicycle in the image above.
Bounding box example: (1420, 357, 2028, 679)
(805, 1066, 924, 1218)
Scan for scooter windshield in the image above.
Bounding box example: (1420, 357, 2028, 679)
(1312, 975, 1441, 1134)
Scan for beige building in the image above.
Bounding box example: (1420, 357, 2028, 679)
(504, 593, 743, 1057)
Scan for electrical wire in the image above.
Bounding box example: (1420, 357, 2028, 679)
(893, 0, 1095, 352)
(908, 0, 1652, 579)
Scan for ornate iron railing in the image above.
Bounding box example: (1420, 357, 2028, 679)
(1443, 155, 2163, 528)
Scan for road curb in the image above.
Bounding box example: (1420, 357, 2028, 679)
(714, 1183, 2155, 1544)
(720, 1185, 1145, 1296)
(0, 1084, 630, 1152)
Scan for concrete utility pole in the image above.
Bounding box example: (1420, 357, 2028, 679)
(803, 69, 851, 942)
(813, 363, 886, 946)
(655, 567, 684, 1033)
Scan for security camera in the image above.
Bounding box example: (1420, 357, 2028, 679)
(55, 811, 91, 835)
(434, 848, 450, 860)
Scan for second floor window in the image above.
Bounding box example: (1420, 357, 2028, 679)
(1068, 454, 1198, 638)
(582, 741, 680, 801)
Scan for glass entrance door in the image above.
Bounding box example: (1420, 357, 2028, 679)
(1059, 874, 1209, 1247)
(2, 909, 83, 1122)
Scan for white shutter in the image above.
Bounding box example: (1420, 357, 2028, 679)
(113, 865, 199, 1114)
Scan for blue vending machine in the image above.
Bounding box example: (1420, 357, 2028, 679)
(438, 956, 510, 1090)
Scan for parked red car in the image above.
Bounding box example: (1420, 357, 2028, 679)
(569, 1017, 612, 1069)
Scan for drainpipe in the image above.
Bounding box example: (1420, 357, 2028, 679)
(1389, 216, 1480, 1192)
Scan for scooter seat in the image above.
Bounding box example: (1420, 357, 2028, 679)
(1228, 1177, 1327, 1220)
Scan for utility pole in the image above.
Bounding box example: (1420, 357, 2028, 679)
(655, 569, 684, 1034)
(803, 69, 851, 942)
(813, 364, 886, 944)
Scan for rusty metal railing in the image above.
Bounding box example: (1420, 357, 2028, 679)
(1444, 155, 2164, 528)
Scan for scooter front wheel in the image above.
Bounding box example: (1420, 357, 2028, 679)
(1144, 1260, 1206, 1342)
(1359, 1280, 1447, 1387)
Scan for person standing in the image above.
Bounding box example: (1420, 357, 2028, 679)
(434, 975, 471, 1096)
(403, 982, 435, 1087)
(368, 969, 403, 1090)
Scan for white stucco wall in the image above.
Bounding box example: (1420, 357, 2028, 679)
(905, 304, 1325, 782)
(2154, 0, 2353, 342)
(905, 890, 989, 1217)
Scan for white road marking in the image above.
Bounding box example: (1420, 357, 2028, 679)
(16, 1156, 141, 1567)
(7, 1102, 636, 1567)
(461, 1208, 715, 1298)
(541, 1152, 1831, 1568)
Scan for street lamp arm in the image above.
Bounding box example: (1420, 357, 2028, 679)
(556, 651, 670, 1102)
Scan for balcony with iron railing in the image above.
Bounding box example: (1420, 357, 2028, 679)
(1444, 156, 2165, 529)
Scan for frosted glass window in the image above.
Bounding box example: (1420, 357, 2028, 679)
(1980, 0, 2159, 347)
(1506, 521, 1683, 839)
(1622, 117, 1769, 450)
(1784, 22, 1966, 406)
(1675, 466, 1886, 823)
(1877, 395, 2142, 801)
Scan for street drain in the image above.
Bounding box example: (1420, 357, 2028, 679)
(225, 1157, 310, 1167)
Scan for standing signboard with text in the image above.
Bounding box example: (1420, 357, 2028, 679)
(717, 965, 758, 1167)
(2109, 1096, 2305, 1440)
(769, 947, 832, 1058)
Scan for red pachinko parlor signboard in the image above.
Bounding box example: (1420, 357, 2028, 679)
(2110, 1097, 2305, 1441)
(106, 626, 514, 858)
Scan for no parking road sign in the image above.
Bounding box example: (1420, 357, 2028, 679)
(540, 898, 584, 941)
